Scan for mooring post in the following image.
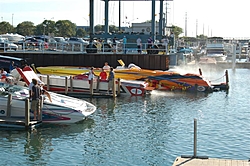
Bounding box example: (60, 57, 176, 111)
(194, 118, 197, 157)
(199, 68, 202, 76)
(7, 94, 12, 118)
(25, 98, 30, 128)
(225, 70, 229, 87)
(117, 78, 121, 96)
(39, 96, 43, 121)
(70, 76, 73, 92)
(65, 76, 68, 94)
(47, 75, 50, 91)
(90, 78, 93, 95)
(96, 76, 100, 92)
(112, 79, 116, 98)
(232, 44, 236, 70)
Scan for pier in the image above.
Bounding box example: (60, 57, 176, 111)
(172, 119, 249, 166)
(172, 157, 249, 166)
(0, 94, 42, 130)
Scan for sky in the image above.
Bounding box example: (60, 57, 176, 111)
(0, 0, 249, 39)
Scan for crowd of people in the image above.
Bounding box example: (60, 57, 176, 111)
(88, 62, 115, 94)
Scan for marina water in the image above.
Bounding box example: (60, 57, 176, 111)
(0, 68, 249, 165)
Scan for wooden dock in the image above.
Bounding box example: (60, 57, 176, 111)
(0, 118, 42, 129)
(0, 94, 43, 130)
(172, 119, 250, 166)
(172, 156, 250, 166)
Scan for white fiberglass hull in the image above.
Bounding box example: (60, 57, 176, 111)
(37, 74, 149, 96)
(0, 83, 96, 123)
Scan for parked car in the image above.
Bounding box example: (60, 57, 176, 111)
(51, 37, 69, 50)
(67, 37, 89, 45)
(19, 37, 49, 49)
(66, 37, 89, 51)
(0, 38, 18, 51)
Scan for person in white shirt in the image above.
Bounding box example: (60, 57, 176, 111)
(88, 67, 97, 84)
(103, 62, 110, 71)
(0, 68, 7, 75)
(136, 37, 142, 54)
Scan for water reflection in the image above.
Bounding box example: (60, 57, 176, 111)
(0, 118, 95, 165)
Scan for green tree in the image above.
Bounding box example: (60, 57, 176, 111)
(94, 24, 104, 32)
(76, 28, 87, 37)
(16, 21, 35, 36)
(34, 20, 56, 36)
(55, 20, 76, 37)
(170, 25, 183, 38)
(109, 25, 118, 32)
(0, 21, 14, 34)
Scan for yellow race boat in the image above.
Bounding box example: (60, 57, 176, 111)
(35, 60, 177, 80)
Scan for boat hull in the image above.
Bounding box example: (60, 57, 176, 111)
(146, 74, 213, 92)
(36, 66, 177, 81)
(37, 74, 149, 96)
(0, 82, 96, 124)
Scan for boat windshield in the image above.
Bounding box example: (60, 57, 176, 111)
(0, 82, 29, 99)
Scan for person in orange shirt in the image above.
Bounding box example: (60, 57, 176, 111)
(99, 68, 107, 81)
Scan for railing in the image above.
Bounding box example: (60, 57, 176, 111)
(1, 42, 171, 55)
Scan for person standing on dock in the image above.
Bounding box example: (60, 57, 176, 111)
(103, 62, 110, 71)
(31, 79, 41, 121)
(88, 67, 97, 84)
(107, 67, 115, 94)
(99, 68, 107, 81)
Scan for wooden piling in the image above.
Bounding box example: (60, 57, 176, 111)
(7, 94, 12, 118)
(25, 98, 30, 128)
(47, 75, 50, 91)
(39, 96, 43, 121)
(96, 76, 100, 92)
(65, 76, 68, 94)
(225, 70, 229, 86)
(194, 118, 197, 157)
(117, 78, 121, 96)
(70, 76, 73, 92)
(90, 78, 93, 95)
(199, 68, 202, 76)
(112, 79, 116, 98)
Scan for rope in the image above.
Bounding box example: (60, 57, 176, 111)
(209, 74, 225, 82)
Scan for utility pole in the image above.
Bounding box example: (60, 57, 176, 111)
(185, 12, 187, 36)
(196, 19, 198, 38)
(119, 0, 121, 31)
(12, 14, 14, 26)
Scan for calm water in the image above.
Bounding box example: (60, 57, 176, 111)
(0, 68, 249, 166)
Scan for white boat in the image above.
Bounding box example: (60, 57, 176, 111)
(15, 66, 151, 96)
(0, 33, 25, 43)
(0, 80, 96, 124)
(206, 43, 227, 61)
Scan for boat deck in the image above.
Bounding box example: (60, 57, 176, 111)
(172, 156, 249, 166)
(0, 117, 42, 129)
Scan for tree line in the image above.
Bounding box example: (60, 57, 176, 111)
(0, 19, 188, 39)
(0, 20, 122, 38)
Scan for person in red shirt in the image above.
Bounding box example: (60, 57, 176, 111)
(99, 68, 107, 81)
